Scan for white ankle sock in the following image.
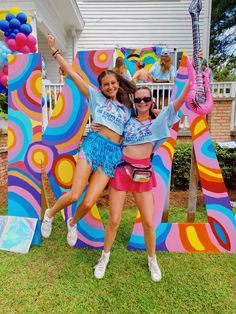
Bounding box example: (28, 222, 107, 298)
(148, 255, 156, 262)
(45, 209, 53, 221)
(102, 250, 110, 258)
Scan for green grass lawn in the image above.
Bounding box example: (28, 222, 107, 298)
(0, 206, 236, 314)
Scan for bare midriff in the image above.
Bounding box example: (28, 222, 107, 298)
(97, 125, 122, 144)
(123, 142, 153, 159)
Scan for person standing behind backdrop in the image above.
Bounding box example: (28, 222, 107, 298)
(113, 57, 132, 81)
(149, 49, 175, 106)
(132, 60, 153, 84)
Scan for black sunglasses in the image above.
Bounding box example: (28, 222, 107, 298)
(134, 97, 152, 103)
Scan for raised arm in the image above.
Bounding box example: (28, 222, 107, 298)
(48, 34, 89, 98)
(173, 81, 190, 112)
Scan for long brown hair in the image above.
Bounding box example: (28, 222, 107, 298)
(113, 57, 128, 76)
(97, 70, 136, 108)
(160, 55, 172, 73)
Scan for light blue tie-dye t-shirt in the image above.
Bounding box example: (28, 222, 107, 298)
(87, 86, 131, 135)
(122, 103, 179, 151)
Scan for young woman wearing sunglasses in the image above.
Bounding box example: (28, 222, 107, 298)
(93, 83, 190, 282)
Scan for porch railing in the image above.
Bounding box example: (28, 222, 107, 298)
(43, 82, 236, 132)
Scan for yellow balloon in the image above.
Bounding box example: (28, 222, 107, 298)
(9, 7, 21, 15)
(26, 15, 31, 23)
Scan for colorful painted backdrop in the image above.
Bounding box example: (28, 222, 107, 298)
(116, 46, 163, 75)
(8, 53, 42, 245)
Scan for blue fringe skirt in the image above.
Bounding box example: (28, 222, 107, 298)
(78, 131, 122, 178)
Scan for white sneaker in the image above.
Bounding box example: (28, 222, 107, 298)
(148, 256, 162, 282)
(67, 217, 77, 247)
(41, 208, 53, 238)
(94, 251, 110, 279)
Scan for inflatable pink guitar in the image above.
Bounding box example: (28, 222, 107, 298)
(187, 0, 213, 115)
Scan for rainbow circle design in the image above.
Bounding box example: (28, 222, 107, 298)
(8, 108, 32, 163)
(52, 154, 76, 189)
(24, 143, 58, 180)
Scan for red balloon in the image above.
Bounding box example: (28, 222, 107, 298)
(2, 65, 8, 74)
(5, 37, 9, 44)
(7, 38, 17, 51)
(0, 74, 8, 87)
(19, 45, 30, 54)
(27, 34, 37, 48)
(15, 32, 27, 47)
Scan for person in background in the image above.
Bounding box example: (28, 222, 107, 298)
(113, 57, 132, 81)
(132, 60, 153, 84)
(201, 59, 213, 83)
(59, 66, 66, 84)
(149, 49, 175, 106)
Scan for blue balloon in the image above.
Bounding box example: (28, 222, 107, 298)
(0, 20, 9, 32)
(14, 29, 19, 34)
(0, 82, 7, 94)
(9, 33, 16, 39)
(16, 12, 27, 24)
(9, 18, 21, 30)
(19, 24, 31, 35)
(27, 23, 32, 33)
(6, 13, 15, 22)
(4, 31, 10, 37)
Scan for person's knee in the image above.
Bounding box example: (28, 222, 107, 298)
(107, 217, 121, 230)
(69, 191, 81, 204)
(80, 198, 95, 212)
(142, 220, 154, 232)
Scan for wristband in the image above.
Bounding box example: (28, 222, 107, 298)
(52, 49, 59, 57)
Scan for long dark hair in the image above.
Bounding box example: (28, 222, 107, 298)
(97, 70, 136, 108)
(134, 86, 156, 119)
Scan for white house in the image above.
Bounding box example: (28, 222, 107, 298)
(1, 0, 212, 83)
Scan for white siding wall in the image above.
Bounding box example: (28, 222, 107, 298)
(37, 30, 74, 83)
(76, 0, 210, 58)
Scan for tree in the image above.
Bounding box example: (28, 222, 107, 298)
(210, 0, 236, 81)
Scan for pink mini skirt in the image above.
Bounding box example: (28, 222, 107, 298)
(109, 154, 157, 192)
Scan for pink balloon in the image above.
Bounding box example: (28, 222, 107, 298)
(27, 34, 37, 48)
(30, 45, 37, 53)
(7, 39, 17, 51)
(0, 74, 8, 87)
(15, 32, 27, 47)
(19, 45, 30, 54)
(2, 65, 8, 74)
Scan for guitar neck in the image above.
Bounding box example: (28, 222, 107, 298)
(191, 13, 202, 75)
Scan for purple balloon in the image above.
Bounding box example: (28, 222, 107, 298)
(0, 20, 9, 32)
(9, 18, 21, 29)
(6, 13, 15, 22)
(16, 12, 27, 24)
(19, 24, 31, 35)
